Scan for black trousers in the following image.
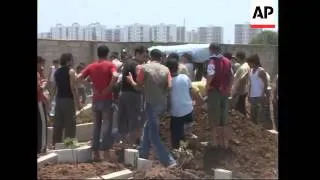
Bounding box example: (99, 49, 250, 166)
(235, 94, 247, 116)
(53, 98, 76, 145)
(38, 102, 47, 154)
(170, 112, 193, 149)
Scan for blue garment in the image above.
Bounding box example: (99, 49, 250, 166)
(138, 103, 176, 166)
(170, 74, 193, 117)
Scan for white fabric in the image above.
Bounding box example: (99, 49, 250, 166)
(38, 102, 47, 150)
(249, 68, 265, 97)
(185, 63, 195, 81)
(170, 74, 193, 117)
(207, 57, 233, 77)
(49, 66, 56, 82)
(207, 63, 215, 76)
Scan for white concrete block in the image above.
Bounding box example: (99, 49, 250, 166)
(101, 169, 133, 179)
(47, 127, 53, 145)
(87, 177, 102, 180)
(76, 123, 94, 142)
(214, 169, 232, 179)
(37, 153, 58, 167)
(76, 145, 92, 163)
(50, 149, 76, 163)
(76, 103, 92, 116)
(55, 143, 65, 149)
(124, 149, 138, 167)
(137, 158, 152, 171)
(268, 129, 278, 135)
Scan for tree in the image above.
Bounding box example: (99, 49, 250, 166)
(250, 31, 278, 45)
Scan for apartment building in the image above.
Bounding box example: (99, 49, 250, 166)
(234, 24, 262, 44)
(50, 24, 68, 40)
(186, 30, 198, 43)
(177, 26, 186, 42)
(66, 23, 84, 40)
(197, 26, 223, 44)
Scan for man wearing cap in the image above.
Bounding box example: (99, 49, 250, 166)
(206, 43, 233, 149)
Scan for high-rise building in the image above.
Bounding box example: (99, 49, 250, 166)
(38, 32, 52, 39)
(167, 25, 177, 42)
(151, 23, 167, 42)
(66, 23, 84, 40)
(234, 24, 262, 44)
(186, 30, 198, 43)
(120, 24, 151, 42)
(197, 26, 223, 44)
(177, 26, 186, 42)
(105, 29, 113, 42)
(113, 26, 121, 42)
(50, 24, 68, 40)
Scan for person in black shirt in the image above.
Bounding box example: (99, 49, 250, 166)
(52, 53, 81, 147)
(118, 46, 147, 145)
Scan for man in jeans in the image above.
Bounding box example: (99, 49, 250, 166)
(206, 43, 233, 149)
(126, 49, 177, 167)
(77, 45, 117, 161)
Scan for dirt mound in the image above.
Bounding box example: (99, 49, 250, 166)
(133, 166, 214, 179)
(156, 109, 277, 179)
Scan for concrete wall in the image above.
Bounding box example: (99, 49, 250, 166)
(37, 39, 278, 77)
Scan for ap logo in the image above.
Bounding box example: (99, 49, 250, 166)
(250, 0, 276, 28)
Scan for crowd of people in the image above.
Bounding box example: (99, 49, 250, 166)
(37, 43, 278, 167)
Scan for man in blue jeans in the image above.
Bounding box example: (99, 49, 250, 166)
(126, 49, 177, 167)
(77, 45, 118, 161)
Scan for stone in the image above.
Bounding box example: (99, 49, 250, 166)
(76, 123, 93, 142)
(50, 149, 76, 163)
(55, 143, 65, 149)
(124, 149, 139, 167)
(214, 168, 232, 179)
(267, 129, 278, 135)
(75, 145, 92, 163)
(100, 169, 133, 179)
(87, 177, 102, 180)
(137, 158, 152, 171)
(37, 153, 58, 167)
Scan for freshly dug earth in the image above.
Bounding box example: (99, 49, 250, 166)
(134, 165, 214, 179)
(38, 162, 124, 179)
(155, 109, 278, 179)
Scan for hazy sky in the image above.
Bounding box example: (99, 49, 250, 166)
(38, 0, 278, 43)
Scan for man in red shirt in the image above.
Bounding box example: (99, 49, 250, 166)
(206, 43, 233, 149)
(37, 56, 48, 154)
(77, 45, 118, 161)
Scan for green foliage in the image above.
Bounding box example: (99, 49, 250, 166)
(64, 138, 80, 149)
(250, 31, 278, 45)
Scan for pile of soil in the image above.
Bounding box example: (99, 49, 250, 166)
(38, 162, 124, 179)
(134, 165, 214, 179)
(155, 109, 278, 179)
